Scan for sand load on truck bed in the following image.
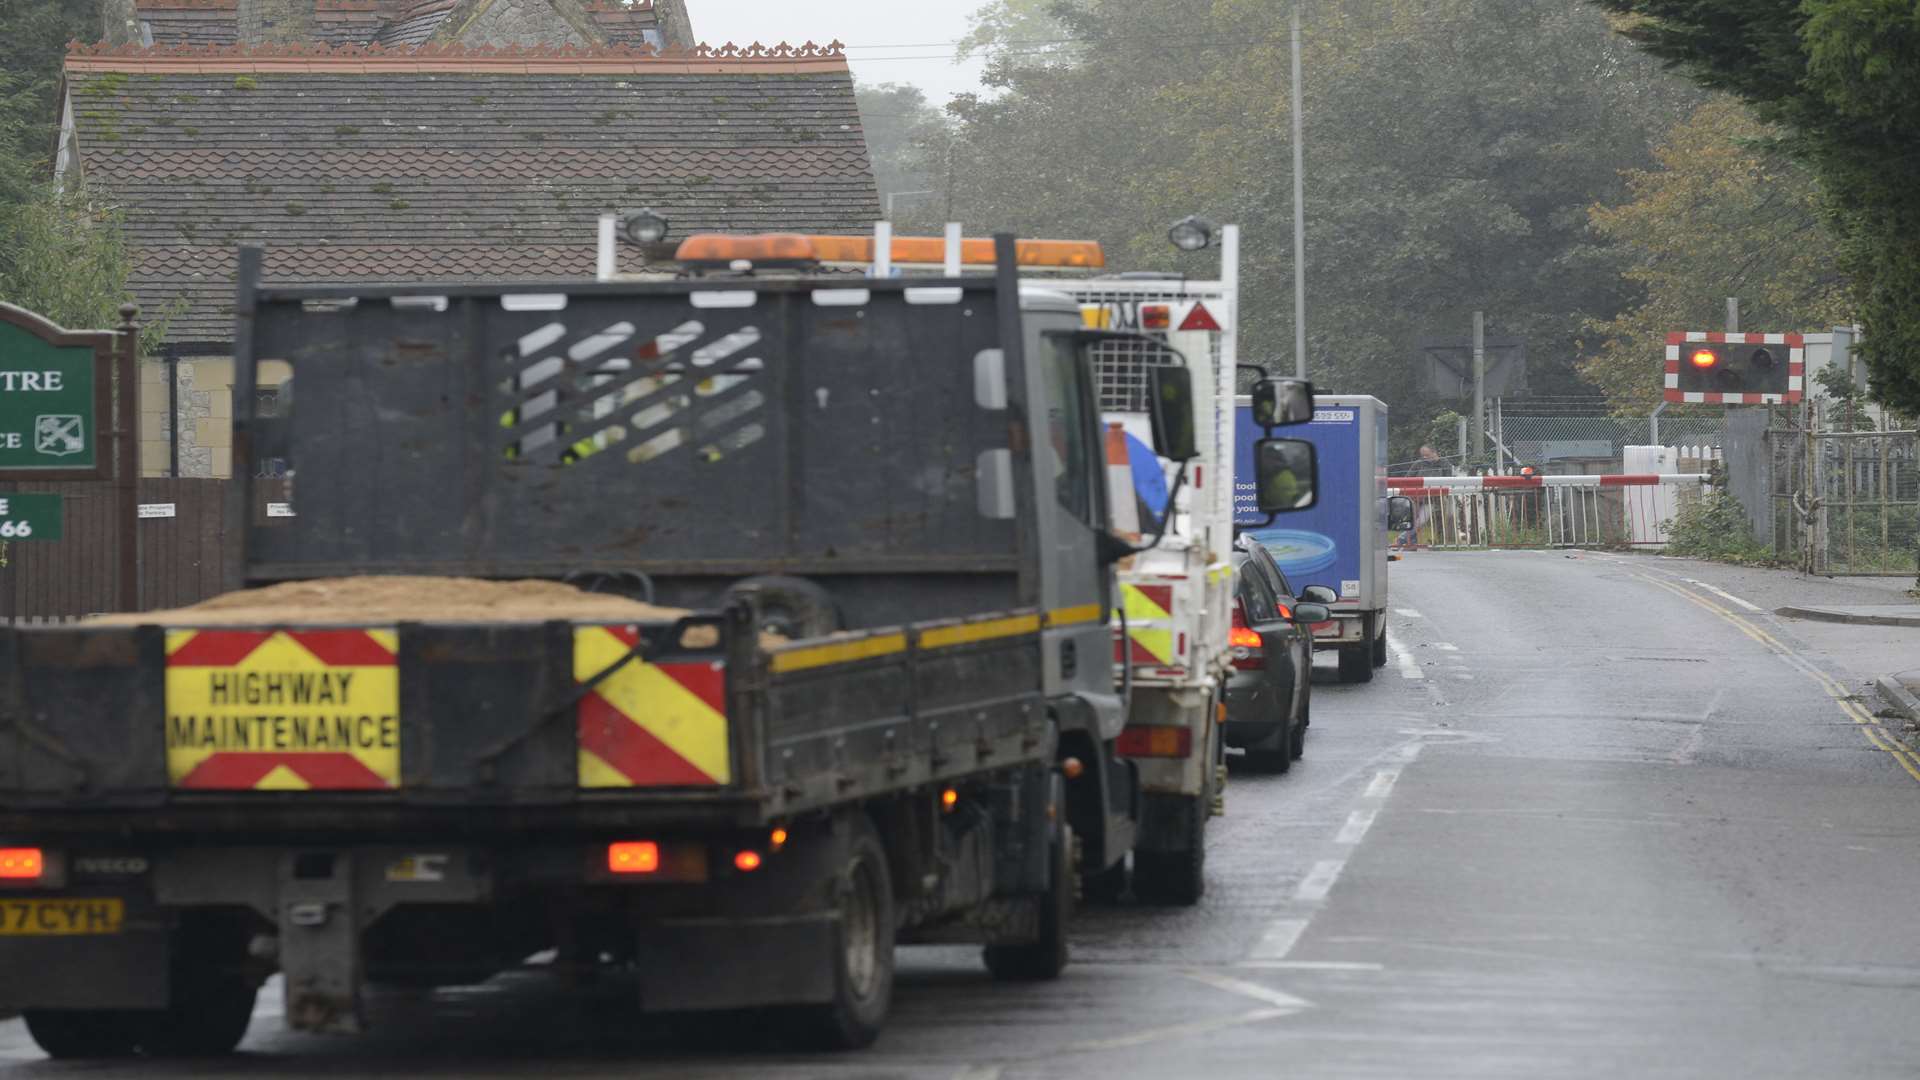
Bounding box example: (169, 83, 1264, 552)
(87, 577, 699, 627)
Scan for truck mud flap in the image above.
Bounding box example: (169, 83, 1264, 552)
(636, 913, 838, 1012)
(0, 895, 170, 1011)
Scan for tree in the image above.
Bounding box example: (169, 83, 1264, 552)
(853, 82, 953, 223)
(0, 0, 102, 278)
(1580, 99, 1850, 412)
(0, 183, 164, 350)
(1588, 0, 1920, 414)
(935, 0, 1706, 419)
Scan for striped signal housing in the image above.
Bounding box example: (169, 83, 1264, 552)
(575, 625, 732, 789)
(1663, 332, 1805, 405)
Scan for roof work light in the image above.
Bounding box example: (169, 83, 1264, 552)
(621, 208, 671, 245)
(1168, 215, 1217, 252)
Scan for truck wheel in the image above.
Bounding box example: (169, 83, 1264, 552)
(142, 975, 256, 1057)
(1338, 645, 1374, 683)
(984, 825, 1072, 981)
(1081, 856, 1129, 905)
(1133, 803, 1206, 906)
(1372, 625, 1389, 668)
(21, 1010, 143, 1059)
(787, 813, 895, 1050)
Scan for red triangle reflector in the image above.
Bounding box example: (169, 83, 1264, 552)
(1178, 302, 1221, 332)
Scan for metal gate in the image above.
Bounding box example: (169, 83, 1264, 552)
(1770, 407, 1919, 575)
(1393, 475, 1709, 550)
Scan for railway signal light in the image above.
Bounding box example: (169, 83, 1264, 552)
(1665, 333, 1804, 404)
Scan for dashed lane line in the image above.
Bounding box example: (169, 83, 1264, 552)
(1295, 860, 1346, 903)
(1394, 608, 1424, 618)
(1247, 919, 1309, 962)
(1386, 633, 1425, 680)
(1364, 769, 1400, 798)
(1180, 970, 1314, 1012)
(1336, 809, 1378, 844)
(1433, 642, 1460, 652)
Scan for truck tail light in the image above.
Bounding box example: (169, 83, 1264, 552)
(1141, 304, 1172, 330)
(1117, 725, 1192, 758)
(733, 850, 763, 873)
(0, 848, 44, 880)
(607, 841, 661, 875)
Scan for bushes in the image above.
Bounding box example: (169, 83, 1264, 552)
(1665, 490, 1778, 564)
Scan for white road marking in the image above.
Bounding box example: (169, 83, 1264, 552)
(1240, 961, 1386, 972)
(1385, 634, 1425, 680)
(952, 1067, 1005, 1080)
(1248, 918, 1309, 961)
(1337, 808, 1378, 843)
(1452, 673, 1476, 681)
(1364, 769, 1400, 798)
(1394, 608, 1423, 618)
(1182, 970, 1314, 1011)
(1433, 642, 1459, 652)
(1398, 742, 1424, 761)
(1295, 859, 1346, 902)
(1684, 579, 1763, 613)
(1056, 1006, 1300, 1053)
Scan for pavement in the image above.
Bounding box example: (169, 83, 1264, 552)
(8, 550, 1920, 1076)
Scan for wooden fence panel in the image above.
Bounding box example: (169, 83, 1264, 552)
(0, 478, 250, 620)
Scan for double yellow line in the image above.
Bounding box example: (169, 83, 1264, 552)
(1632, 572, 1920, 784)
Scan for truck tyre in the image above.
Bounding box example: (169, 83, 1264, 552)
(1133, 802, 1206, 906)
(142, 975, 256, 1057)
(1081, 856, 1129, 905)
(786, 813, 895, 1051)
(1338, 645, 1374, 683)
(984, 825, 1073, 981)
(723, 575, 842, 640)
(21, 1010, 143, 1060)
(1372, 625, 1389, 668)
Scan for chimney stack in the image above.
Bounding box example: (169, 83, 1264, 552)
(238, 0, 315, 44)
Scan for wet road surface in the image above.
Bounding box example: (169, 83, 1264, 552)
(6, 550, 1920, 1077)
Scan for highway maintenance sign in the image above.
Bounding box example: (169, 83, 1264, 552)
(164, 628, 401, 790)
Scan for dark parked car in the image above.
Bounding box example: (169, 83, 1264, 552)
(1226, 538, 1328, 773)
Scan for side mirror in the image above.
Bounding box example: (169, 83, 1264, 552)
(1387, 495, 1415, 532)
(1300, 585, 1338, 605)
(1254, 438, 1318, 512)
(1096, 529, 1138, 566)
(1291, 602, 1331, 624)
(1147, 366, 1198, 462)
(1251, 377, 1315, 428)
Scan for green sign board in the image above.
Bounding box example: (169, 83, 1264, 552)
(0, 320, 99, 471)
(0, 492, 62, 540)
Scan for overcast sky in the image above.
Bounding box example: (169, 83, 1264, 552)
(688, 1, 989, 103)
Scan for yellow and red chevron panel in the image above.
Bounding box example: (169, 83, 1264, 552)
(1113, 583, 1177, 667)
(164, 628, 401, 791)
(575, 625, 731, 789)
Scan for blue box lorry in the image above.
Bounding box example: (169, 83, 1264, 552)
(1233, 395, 1393, 683)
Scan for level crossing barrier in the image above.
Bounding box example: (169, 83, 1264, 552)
(1388, 474, 1710, 550)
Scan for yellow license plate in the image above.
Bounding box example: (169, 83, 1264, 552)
(0, 898, 125, 936)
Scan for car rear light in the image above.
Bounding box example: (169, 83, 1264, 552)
(733, 850, 763, 872)
(1117, 725, 1192, 758)
(0, 848, 44, 880)
(607, 841, 661, 875)
(1230, 599, 1266, 671)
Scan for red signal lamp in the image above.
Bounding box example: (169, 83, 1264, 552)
(1690, 349, 1719, 369)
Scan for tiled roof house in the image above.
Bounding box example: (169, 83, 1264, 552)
(56, 3, 880, 476)
(106, 0, 697, 51)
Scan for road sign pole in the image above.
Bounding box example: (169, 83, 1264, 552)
(1472, 311, 1486, 463)
(115, 305, 139, 612)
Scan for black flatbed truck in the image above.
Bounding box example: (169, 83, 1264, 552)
(0, 237, 1173, 1056)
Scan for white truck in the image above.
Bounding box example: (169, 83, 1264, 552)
(1057, 231, 1245, 905)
